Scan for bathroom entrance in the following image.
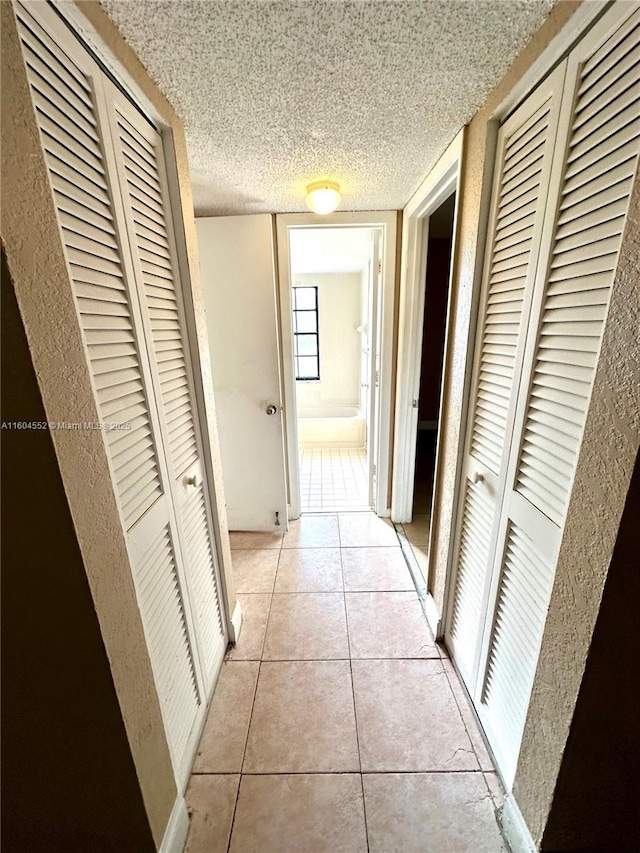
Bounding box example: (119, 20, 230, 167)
(287, 227, 379, 513)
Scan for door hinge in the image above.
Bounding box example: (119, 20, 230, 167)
(377, 258, 382, 274)
(412, 399, 419, 408)
(375, 370, 380, 387)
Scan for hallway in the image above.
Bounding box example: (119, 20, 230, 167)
(184, 514, 507, 852)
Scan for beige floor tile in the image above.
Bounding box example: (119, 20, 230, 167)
(229, 774, 367, 853)
(282, 515, 340, 548)
(338, 513, 398, 547)
(263, 593, 349, 660)
(346, 592, 438, 658)
(352, 659, 478, 771)
(443, 659, 495, 771)
(185, 774, 240, 853)
(243, 661, 359, 772)
(229, 530, 283, 549)
(363, 772, 507, 853)
(226, 594, 271, 661)
(231, 549, 279, 593)
(342, 547, 415, 591)
(403, 513, 430, 541)
(402, 514, 430, 575)
(275, 547, 343, 592)
(192, 661, 259, 772)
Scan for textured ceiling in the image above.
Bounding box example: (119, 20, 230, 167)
(99, 0, 556, 215)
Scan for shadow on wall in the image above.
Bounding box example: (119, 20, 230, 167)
(541, 450, 640, 852)
(1, 249, 155, 853)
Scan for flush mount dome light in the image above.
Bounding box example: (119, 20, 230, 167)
(305, 180, 341, 215)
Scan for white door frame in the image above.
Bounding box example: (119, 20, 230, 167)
(391, 130, 464, 525)
(275, 211, 398, 520)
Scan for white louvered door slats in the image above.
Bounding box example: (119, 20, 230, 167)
(448, 481, 494, 673)
(115, 108, 199, 481)
(135, 523, 200, 762)
(446, 65, 566, 687)
(16, 2, 212, 784)
(182, 485, 225, 678)
(515, 10, 640, 525)
(106, 89, 227, 689)
(480, 523, 555, 774)
(473, 6, 640, 786)
(470, 102, 556, 475)
(17, 9, 163, 531)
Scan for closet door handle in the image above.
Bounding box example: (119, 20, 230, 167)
(185, 474, 199, 488)
(471, 471, 484, 485)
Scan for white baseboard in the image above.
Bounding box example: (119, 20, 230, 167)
(160, 795, 190, 853)
(423, 592, 442, 639)
(501, 793, 537, 853)
(229, 599, 243, 644)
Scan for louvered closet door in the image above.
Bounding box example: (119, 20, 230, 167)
(104, 87, 226, 691)
(446, 65, 566, 688)
(16, 3, 205, 780)
(474, 5, 640, 784)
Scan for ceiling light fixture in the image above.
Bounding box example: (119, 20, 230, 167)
(305, 180, 341, 215)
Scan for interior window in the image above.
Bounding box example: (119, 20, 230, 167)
(293, 286, 320, 380)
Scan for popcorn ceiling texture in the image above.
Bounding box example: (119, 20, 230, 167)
(99, 0, 555, 215)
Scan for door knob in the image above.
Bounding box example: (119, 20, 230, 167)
(185, 474, 199, 487)
(471, 471, 484, 485)
(265, 404, 278, 416)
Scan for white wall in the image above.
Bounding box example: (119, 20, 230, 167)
(295, 272, 362, 417)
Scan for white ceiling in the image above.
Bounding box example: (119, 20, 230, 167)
(290, 227, 374, 274)
(100, 0, 556, 215)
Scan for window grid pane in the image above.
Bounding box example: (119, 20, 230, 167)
(293, 286, 320, 380)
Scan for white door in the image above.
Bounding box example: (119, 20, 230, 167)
(105, 88, 228, 694)
(368, 232, 383, 509)
(197, 215, 288, 531)
(446, 63, 567, 688)
(447, 4, 640, 785)
(17, 2, 227, 787)
(475, 6, 640, 782)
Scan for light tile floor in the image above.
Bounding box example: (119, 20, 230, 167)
(299, 448, 370, 512)
(187, 513, 508, 852)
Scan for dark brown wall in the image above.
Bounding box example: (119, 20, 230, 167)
(541, 451, 640, 852)
(418, 237, 453, 422)
(1, 250, 155, 853)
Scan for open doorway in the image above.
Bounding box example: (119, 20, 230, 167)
(402, 193, 456, 574)
(288, 227, 378, 513)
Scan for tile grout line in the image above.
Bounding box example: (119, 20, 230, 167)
(225, 538, 282, 852)
(193, 768, 491, 777)
(339, 532, 371, 853)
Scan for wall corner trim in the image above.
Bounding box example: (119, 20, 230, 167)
(501, 793, 537, 853)
(159, 795, 190, 853)
(423, 593, 442, 640)
(229, 599, 243, 644)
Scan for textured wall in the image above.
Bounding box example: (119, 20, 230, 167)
(1, 253, 155, 853)
(0, 4, 176, 845)
(541, 452, 640, 851)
